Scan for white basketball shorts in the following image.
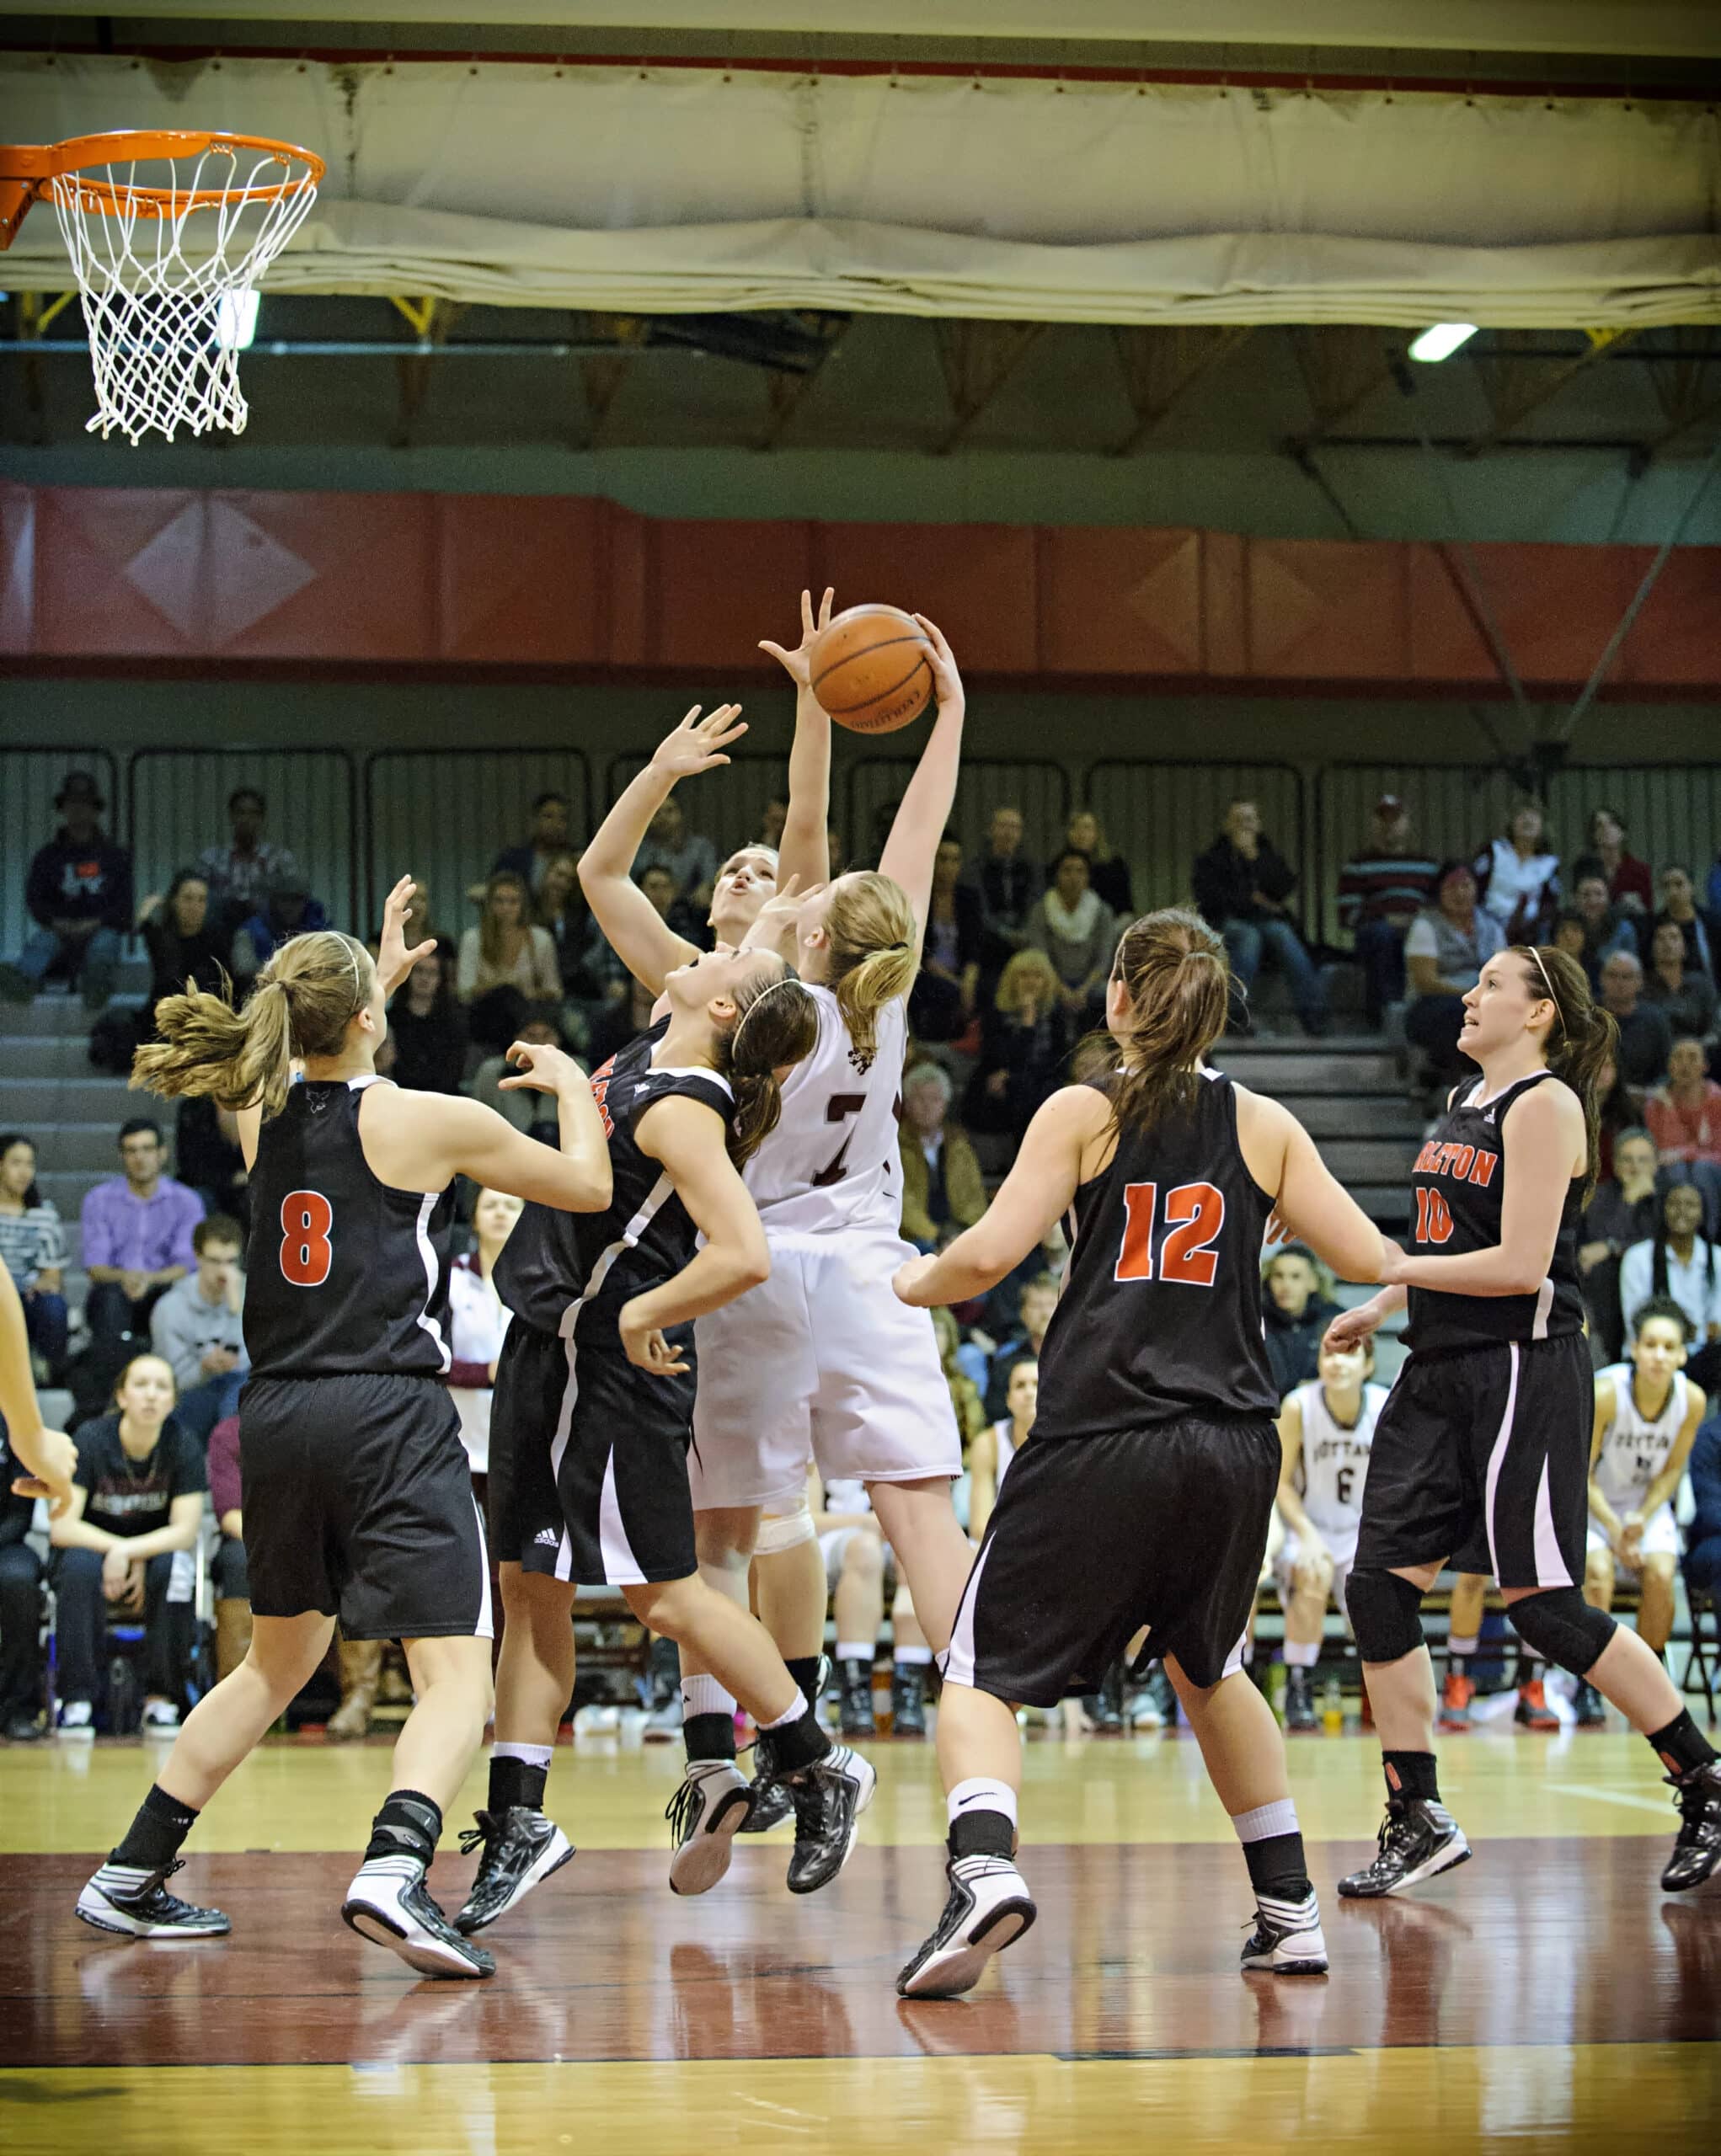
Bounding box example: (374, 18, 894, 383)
(1585, 1501, 1681, 1582)
(1274, 1524, 1362, 1617)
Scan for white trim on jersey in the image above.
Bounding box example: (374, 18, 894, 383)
(1531, 1276, 1553, 1341)
(555, 1174, 675, 1340)
(1482, 1342, 1521, 1584)
(469, 1493, 495, 1640)
(596, 1447, 644, 1584)
(941, 1533, 996, 1691)
(412, 1191, 452, 1374)
(1531, 1454, 1574, 1589)
(653, 1065, 735, 1096)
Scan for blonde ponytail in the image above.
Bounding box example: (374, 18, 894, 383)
(823, 872, 918, 1067)
(131, 931, 376, 1118)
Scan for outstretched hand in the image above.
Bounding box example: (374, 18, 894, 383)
(377, 876, 436, 998)
(759, 587, 836, 692)
(499, 1038, 589, 1097)
(913, 613, 964, 717)
(649, 704, 748, 782)
(740, 873, 820, 958)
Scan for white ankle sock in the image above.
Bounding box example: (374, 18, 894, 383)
(835, 1641, 873, 1665)
(493, 1740, 553, 1769)
(681, 1676, 735, 1721)
(759, 1692, 810, 1732)
(1231, 1798, 1300, 1844)
(895, 1645, 933, 1668)
(1447, 1633, 1479, 1660)
(1282, 1641, 1320, 1669)
(948, 1776, 1018, 1831)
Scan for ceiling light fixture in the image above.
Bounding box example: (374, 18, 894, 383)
(1408, 323, 1478, 364)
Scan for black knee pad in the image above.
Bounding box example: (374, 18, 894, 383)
(1506, 1588, 1617, 1678)
(1345, 1567, 1426, 1664)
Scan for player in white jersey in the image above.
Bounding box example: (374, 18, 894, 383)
(1272, 1337, 1386, 1731)
(966, 1357, 1037, 1543)
(1576, 1294, 1707, 1724)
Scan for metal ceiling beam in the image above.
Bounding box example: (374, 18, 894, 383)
(1460, 327, 1638, 457)
(932, 320, 1046, 456)
(389, 295, 465, 449)
(1642, 328, 1721, 456)
(757, 312, 850, 451)
(1109, 324, 1253, 455)
(1287, 325, 1408, 449)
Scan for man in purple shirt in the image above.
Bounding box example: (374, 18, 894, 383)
(81, 1118, 205, 1349)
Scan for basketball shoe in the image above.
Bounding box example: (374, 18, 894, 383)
(454, 1807, 575, 1934)
(1338, 1799, 1471, 1897)
(1437, 1671, 1473, 1732)
(1573, 1678, 1606, 1726)
(342, 1856, 494, 1978)
(1514, 1678, 1559, 1732)
(1240, 1887, 1329, 1975)
(892, 1663, 927, 1738)
(76, 1858, 230, 1940)
(1284, 1667, 1317, 1732)
(837, 1658, 876, 1738)
(1661, 1761, 1721, 1892)
(666, 1760, 754, 1894)
(897, 1855, 1037, 1998)
(751, 1732, 876, 1893)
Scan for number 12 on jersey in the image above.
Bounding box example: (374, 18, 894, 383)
(1113, 1180, 1226, 1287)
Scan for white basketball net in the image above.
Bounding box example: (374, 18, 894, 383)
(47, 141, 319, 446)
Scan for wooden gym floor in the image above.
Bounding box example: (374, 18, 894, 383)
(2, 1722, 1717, 2154)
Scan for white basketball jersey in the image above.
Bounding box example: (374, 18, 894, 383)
(1593, 1364, 1688, 1514)
(742, 987, 908, 1235)
(991, 1418, 1020, 1489)
(823, 1476, 871, 1518)
(1294, 1380, 1384, 1536)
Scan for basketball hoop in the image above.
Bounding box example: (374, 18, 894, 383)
(0, 131, 324, 446)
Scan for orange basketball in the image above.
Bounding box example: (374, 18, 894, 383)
(808, 603, 933, 734)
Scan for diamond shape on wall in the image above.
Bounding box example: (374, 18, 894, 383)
(122, 498, 317, 646)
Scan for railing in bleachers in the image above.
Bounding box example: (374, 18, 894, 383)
(129, 749, 361, 936)
(845, 757, 1072, 872)
(1542, 765, 1721, 898)
(0, 747, 121, 958)
(1312, 762, 1515, 946)
(364, 750, 593, 941)
(1084, 760, 1306, 926)
(604, 752, 789, 861)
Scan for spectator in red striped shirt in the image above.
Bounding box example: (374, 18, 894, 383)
(1335, 795, 1439, 1028)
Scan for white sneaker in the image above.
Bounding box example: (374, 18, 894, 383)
(141, 1700, 180, 1735)
(341, 1857, 494, 1979)
(665, 1760, 754, 1896)
(1240, 1888, 1330, 1975)
(897, 1855, 1038, 1999)
(56, 1700, 95, 1742)
(573, 1702, 621, 1737)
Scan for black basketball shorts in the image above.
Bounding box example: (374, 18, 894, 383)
(942, 1415, 1280, 1705)
(240, 1373, 491, 1641)
(488, 1315, 697, 1588)
(1355, 1332, 1590, 1591)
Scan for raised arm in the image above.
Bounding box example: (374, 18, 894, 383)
(365, 1049, 612, 1214)
(579, 707, 745, 995)
(1239, 1090, 1389, 1288)
(878, 616, 966, 963)
(759, 588, 835, 892)
(619, 1096, 772, 1369)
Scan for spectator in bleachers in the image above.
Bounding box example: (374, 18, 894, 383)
(1656, 865, 1720, 985)
(173, 1098, 249, 1235)
(634, 792, 719, 914)
(964, 948, 1077, 1145)
(1261, 1244, 1342, 1397)
(1335, 793, 1439, 1028)
(967, 1355, 1036, 1545)
(638, 863, 708, 949)
(81, 1119, 203, 1353)
(536, 851, 624, 1018)
(1569, 870, 1639, 986)
(1402, 862, 1504, 1086)
(761, 796, 789, 851)
(1474, 801, 1560, 944)
(457, 869, 559, 1052)
(1685, 1406, 1721, 1609)
(0, 770, 131, 1014)
(0, 1444, 45, 1740)
(1578, 805, 1654, 922)
(49, 1353, 205, 1737)
(1192, 798, 1328, 1038)
(1595, 1056, 1642, 1184)
(473, 1018, 561, 1141)
(1601, 950, 1675, 1090)
(908, 834, 982, 1044)
(586, 976, 659, 1068)
(1619, 1183, 1721, 1395)
(1061, 809, 1134, 920)
(446, 1190, 521, 1608)
(380, 941, 468, 1096)
(399, 877, 438, 951)
(148, 1214, 248, 1451)
(1645, 1039, 1721, 1224)
(811, 1465, 936, 1741)
(230, 865, 330, 981)
(137, 870, 232, 1025)
(964, 804, 1044, 987)
(1646, 921, 1719, 1040)
(196, 787, 300, 928)
(984, 1272, 1059, 1421)
(1579, 1126, 1662, 1361)
(492, 791, 573, 898)
(0, 1135, 67, 1381)
(1027, 850, 1118, 1024)
(205, 1412, 250, 1682)
(898, 1063, 987, 1253)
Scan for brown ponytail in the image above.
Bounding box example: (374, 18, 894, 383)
(715, 965, 820, 1168)
(1510, 944, 1618, 1201)
(821, 872, 919, 1067)
(1076, 907, 1230, 1136)
(131, 931, 376, 1118)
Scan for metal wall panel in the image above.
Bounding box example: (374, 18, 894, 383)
(1313, 762, 1515, 944)
(131, 750, 360, 934)
(1086, 760, 1306, 926)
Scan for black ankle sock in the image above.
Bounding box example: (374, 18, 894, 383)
(786, 1656, 825, 1714)
(684, 1712, 736, 1765)
(1514, 1647, 1541, 1688)
(949, 1809, 1015, 1863)
(1649, 1708, 1718, 1780)
(1383, 1750, 1440, 1805)
(489, 1754, 548, 1814)
(111, 1783, 198, 1870)
(1242, 1829, 1312, 1903)
(1446, 1653, 1467, 1679)
(762, 1706, 829, 1774)
(363, 1789, 443, 1868)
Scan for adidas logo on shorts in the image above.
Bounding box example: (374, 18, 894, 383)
(534, 1529, 559, 1548)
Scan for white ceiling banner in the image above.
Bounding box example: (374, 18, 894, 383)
(3, 53, 1716, 324)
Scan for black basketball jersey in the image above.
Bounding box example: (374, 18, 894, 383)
(1403, 1070, 1585, 1354)
(1033, 1070, 1279, 1440)
(243, 1077, 454, 1381)
(494, 1017, 735, 1337)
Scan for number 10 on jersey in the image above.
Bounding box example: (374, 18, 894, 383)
(1113, 1181, 1225, 1286)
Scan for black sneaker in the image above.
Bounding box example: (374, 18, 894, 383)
(1339, 1798, 1471, 1898)
(1574, 1678, 1606, 1727)
(1661, 1762, 1721, 1893)
(342, 1857, 494, 1978)
(738, 1773, 795, 1834)
(838, 1658, 876, 1738)
(666, 1760, 754, 1894)
(76, 1858, 231, 1940)
(453, 1807, 575, 1935)
(891, 1663, 927, 1739)
(897, 1855, 1037, 1999)
(751, 1733, 876, 1894)
(1285, 1667, 1317, 1732)
(1240, 1887, 1329, 1974)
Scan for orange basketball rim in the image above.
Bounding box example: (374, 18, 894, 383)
(0, 130, 325, 249)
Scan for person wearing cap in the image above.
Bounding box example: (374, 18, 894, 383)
(1403, 861, 1506, 1086)
(1336, 795, 1439, 1028)
(0, 771, 132, 1013)
(229, 865, 330, 980)
(196, 787, 302, 928)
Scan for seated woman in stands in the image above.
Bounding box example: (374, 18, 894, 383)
(964, 948, 1078, 1145)
(0, 1133, 67, 1383)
